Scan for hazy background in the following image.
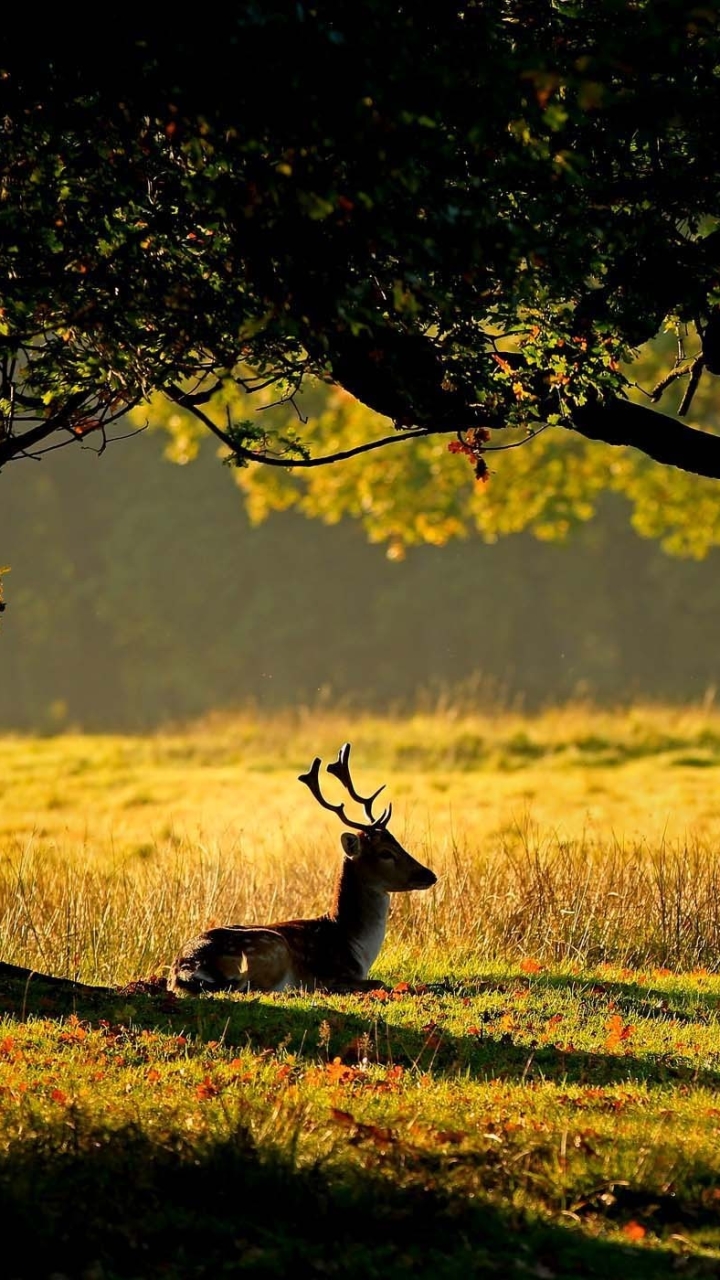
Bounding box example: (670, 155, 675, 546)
(1, 429, 719, 733)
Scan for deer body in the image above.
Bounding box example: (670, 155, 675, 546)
(167, 745, 436, 995)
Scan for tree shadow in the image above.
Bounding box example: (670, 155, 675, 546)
(171, 995, 720, 1089)
(0, 1114, 711, 1279)
(2, 966, 718, 1089)
(423, 970, 720, 1025)
(2, 968, 720, 1274)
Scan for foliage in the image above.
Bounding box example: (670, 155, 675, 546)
(3, 3, 720, 517)
(144, 339, 720, 556)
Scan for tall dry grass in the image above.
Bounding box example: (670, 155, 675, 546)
(2, 824, 720, 984)
(4, 703, 720, 982)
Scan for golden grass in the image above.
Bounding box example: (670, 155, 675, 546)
(5, 705, 720, 1274)
(3, 702, 720, 983)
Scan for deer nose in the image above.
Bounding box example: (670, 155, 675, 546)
(413, 868, 437, 889)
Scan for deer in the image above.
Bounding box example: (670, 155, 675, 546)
(167, 743, 437, 995)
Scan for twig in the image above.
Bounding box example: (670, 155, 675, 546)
(172, 378, 223, 407)
(257, 390, 308, 424)
(15, 421, 148, 461)
(107, 423, 149, 445)
(650, 366, 689, 402)
(677, 355, 704, 417)
(481, 424, 550, 452)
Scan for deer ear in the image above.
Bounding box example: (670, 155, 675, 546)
(341, 832, 363, 859)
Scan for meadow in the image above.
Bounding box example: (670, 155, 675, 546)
(2, 703, 720, 1276)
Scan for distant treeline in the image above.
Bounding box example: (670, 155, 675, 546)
(1, 435, 719, 731)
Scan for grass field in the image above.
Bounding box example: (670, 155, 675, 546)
(2, 704, 720, 1276)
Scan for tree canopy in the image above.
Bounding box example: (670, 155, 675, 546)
(2, 4, 720, 517)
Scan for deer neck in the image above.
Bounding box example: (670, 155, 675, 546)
(330, 857, 390, 976)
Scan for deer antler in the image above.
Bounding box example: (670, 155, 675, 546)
(326, 742, 390, 825)
(298, 744, 392, 831)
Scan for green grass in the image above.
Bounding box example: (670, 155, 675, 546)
(2, 965, 720, 1276)
(3, 705, 720, 1275)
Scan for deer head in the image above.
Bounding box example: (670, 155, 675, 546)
(298, 743, 436, 893)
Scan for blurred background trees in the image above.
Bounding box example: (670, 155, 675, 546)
(4, 368, 720, 732)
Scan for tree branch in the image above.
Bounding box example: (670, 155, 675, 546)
(11, 376, 718, 481)
(168, 385, 453, 466)
(0, 418, 65, 467)
(570, 396, 720, 478)
(0, 395, 143, 467)
(174, 372, 720, 479)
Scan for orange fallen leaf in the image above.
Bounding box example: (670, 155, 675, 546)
(605, 1014, 634, 1050)
(622, 1221, 646, 1241)
(196, 1077, 220, 1100)
(325, 1057, 361, 1085)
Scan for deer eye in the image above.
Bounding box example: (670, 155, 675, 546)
(378, 850, 395, 861)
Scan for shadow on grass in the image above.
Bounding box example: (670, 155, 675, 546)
(419, 970, 720, 1025)
(1, 967, 717, 1091)
(175, 998, 720, 1089)
(0, 1115, 712, 1280)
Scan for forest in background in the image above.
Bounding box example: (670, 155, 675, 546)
(2, 429, 720, 732)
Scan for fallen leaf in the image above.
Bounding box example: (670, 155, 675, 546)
(622, 1220, 646, 1242)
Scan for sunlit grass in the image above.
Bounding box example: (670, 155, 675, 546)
(3, 704, 720, 1274)
(1, 966, 720, 1275)
(3, 703, 720, 982)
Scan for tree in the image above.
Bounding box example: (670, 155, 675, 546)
(2, 4, 720, 510)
